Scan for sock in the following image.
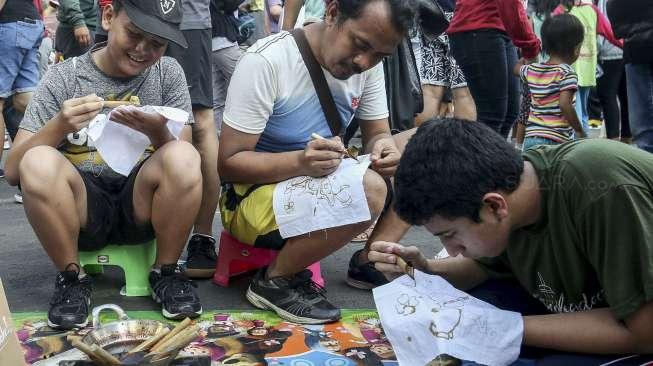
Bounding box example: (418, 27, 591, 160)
(193, 233, 215, 239)
(192, 233, 216, 244)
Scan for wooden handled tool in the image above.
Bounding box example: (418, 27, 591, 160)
(66, 335, 82, 343)
(150, 317, 192, 353)
(150, 324, 199, 354)
(71, 339, 102, 363)
(92, 345, 121, 365)
(396, 257, 415, 279)
(151, 325, 200, 355)
(310, 133, 360, 162)
(121, 328, 171, 364)
(71, 339, 120, 365)
(128, 327, 170, 354)
(103, 96, 141, 108)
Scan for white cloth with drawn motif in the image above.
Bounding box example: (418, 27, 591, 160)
(272, 154, 371, 238)
(373, 271, 524, 366)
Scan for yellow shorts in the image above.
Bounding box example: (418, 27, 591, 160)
(219, 183, 285, 249)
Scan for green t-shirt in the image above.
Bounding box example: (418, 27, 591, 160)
(477, 140, 653, 320)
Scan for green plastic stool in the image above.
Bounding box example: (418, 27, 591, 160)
(78, 240, 156, 297)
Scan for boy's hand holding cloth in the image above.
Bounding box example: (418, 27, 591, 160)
(87, 105, 188, 176)
(373, 270, 523, 366)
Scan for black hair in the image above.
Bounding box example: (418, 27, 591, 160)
(336, 0, 417, 35)
(394, 118, 524, 224)
(112, 0, 123, 13)
(541, 13, 584, 59)
(559, 0, 576, 11)
(532, 0, 559, 18)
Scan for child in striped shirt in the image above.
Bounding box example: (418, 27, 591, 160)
(515, 13, 587, 150)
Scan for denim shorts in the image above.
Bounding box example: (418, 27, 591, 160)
(0, 19, 44, 98)
(523, 136, 560, 151)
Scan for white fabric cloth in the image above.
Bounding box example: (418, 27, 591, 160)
(373, 271, 524, 366)
(272, 155, 371, 238)
(87, 106, 188, 176)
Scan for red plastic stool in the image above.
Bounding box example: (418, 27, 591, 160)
(213, 231, 325, 287)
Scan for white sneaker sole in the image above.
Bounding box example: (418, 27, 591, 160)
(345, 276, 376, 290)
(47, 318, 88, 329)
(183, 267, 216, 279)
(246, 287, 339, 324)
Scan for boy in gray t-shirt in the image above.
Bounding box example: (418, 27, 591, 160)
(5, 0, 204, 329)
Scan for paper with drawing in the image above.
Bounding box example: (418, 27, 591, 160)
(373, 271, 523, 366)
(86, 106, 188, 176)
(273, 155, 371, 238)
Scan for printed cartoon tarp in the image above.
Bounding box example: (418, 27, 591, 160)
(13, 310, 398, 366)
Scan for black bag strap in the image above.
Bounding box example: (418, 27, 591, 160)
(291, 28, 342, 137)
(222, 183, 263, 210)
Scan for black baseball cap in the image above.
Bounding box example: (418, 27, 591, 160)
(121, 0, 188, 48)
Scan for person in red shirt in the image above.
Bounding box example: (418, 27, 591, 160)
(447, 0, 541, 137)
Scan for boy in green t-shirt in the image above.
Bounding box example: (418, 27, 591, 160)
(370, 118, 653, 360)
(5, 0, 203, 329)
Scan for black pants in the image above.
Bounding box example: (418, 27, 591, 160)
(597, 59, 627, 139)
(449, 29, 520, 137)
(94, 33, 108, 44)
(618, 64, 631, 138)
(2, 96, 21, 140)
(588, 87, 601, 120)
(54, 25, 95, 59)
(165, 29, 213, 109)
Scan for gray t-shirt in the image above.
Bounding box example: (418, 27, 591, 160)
(180, 0, 211, 30)
(20, 46, 194, 180)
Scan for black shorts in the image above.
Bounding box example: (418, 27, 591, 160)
(77, 161, 155, 251)
(54, 25, 95, 59)
(165, 28, 213, 109)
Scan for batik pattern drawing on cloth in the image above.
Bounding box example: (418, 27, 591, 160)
(281, 175, 353, 215)
(373, 271, 524, 366)
(273, 155, 372, 238)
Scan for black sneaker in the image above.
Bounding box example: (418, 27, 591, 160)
(0, 169, 4, 178)
(346, 249, 389, 290)
(246, 268, 341, 324)
(149, 264, 202, 320)
(47, 263, 92, 330)
(183, 234, 217, 278)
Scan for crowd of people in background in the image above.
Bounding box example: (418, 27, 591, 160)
(1, 0, 653, 363)
(3, 0, 651, 196)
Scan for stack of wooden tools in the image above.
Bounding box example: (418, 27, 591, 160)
(68, 318, 199, 365)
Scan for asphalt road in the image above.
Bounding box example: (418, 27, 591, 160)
(0, 172, 442, 314)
